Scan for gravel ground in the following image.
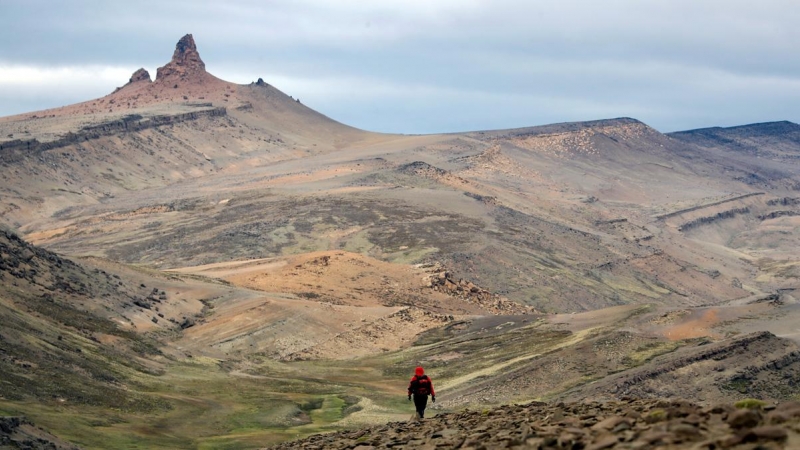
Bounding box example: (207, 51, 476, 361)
(268, 398, 800, 449)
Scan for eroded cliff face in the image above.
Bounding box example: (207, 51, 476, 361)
(0, 107, 226, 161)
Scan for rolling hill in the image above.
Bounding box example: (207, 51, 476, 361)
(1, 34, 800, 449)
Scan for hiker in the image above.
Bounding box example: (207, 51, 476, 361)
(407, 366, 435, 418)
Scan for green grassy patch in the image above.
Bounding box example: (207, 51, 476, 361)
(0, 358, 390, 450)
(735, 398, 767, 409)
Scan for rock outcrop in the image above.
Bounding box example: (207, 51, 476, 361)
(128, 68, 151, 84)
(421, 263, 534, 315)
(677, 207, 750, 232)
(0, 107, 226, 162)
(111, 68, 151, 94)
(156, 33, 207, 82)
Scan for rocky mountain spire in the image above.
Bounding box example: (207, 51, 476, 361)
(156, 34, 207, 82)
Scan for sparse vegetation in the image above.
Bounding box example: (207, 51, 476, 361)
(645, 409, 667, 423)
(722, 377, 752, 394)
(735, 398, 767, 409)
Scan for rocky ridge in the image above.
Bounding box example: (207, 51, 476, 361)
(268, 399, 800, 449)
(421, 263, 534, 315)
(558, 331, 800, 405)
(0, 107, 226, 157)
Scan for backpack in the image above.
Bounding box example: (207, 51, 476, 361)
(412, 375, 431, 395)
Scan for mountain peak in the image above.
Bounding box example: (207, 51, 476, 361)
(172, 34, 203, 68)
(156, 34, 206, 82)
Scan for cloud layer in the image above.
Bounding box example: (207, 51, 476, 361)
(1, 0, 798, 132)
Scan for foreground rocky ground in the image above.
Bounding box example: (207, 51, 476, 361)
(269, 399, 800, 449)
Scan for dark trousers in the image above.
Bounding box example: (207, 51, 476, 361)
(413, 394, 428, 418)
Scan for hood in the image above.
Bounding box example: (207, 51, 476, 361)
(415, 366, 424, 376)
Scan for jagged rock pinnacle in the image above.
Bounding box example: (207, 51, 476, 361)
(171, 34, 204, 70)
(156, 34, 206, 82)
(129, 68, 151, 84)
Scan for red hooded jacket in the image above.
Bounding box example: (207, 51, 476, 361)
(408, 366, 435, 396)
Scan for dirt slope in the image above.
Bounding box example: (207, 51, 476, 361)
(2, 227, 800, 449)
(3, 37, 799, 313)
(0, 226, 171, 412)
(0, 34, 374, 229)
(167, 251, 530, 361)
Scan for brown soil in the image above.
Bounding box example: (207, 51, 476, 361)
(167, 251, 525, 361)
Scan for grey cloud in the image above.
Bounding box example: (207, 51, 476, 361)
(0, 0, 798, 132)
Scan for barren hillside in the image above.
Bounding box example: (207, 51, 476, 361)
(2, 34, 800, 449)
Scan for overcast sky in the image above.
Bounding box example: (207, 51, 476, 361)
(1, 0, 799, 133)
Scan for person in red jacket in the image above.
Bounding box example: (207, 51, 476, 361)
(407, 366, 435, 418)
